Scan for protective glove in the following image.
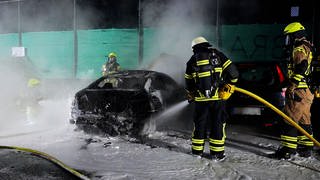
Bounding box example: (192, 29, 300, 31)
(314, 86, 320, 98)
(218, 84, 235, 100)
(186, 90, 195, 103)
(315, 89, 320, 98)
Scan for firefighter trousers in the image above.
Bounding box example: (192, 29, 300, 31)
(280, 88, 314, 152)
(191, 100, 227, 155)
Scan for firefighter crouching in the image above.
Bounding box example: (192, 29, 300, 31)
(185, 36, 239, 160)
(274, 22, 315, 159)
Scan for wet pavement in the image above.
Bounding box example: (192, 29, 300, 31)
(0, 149, 81, 180)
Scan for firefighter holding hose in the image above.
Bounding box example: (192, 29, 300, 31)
(185, 36, 239, 160)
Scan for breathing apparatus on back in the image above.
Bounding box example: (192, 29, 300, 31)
(191, 37, 221, 98)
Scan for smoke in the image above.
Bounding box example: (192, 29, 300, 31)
(141, 0, 216, 84)
(0, 58, 76, 136)
(0, 0, 105, 136)
(0, 0, 216, 135)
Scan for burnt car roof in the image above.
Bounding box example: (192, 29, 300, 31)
(85, 70, 180, 90)
(101, 70, 170, 78)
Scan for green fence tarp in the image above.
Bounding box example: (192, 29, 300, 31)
(0, 24, 285, 79)
(77, 29, 139, 78)
(221, 24, 284, 62)
(23, 31, 74, 78)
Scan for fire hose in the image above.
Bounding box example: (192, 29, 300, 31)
(0, 145, 90, 180)
(234, 86, 320, 147)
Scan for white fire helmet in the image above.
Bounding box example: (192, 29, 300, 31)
(191, 36, 209, 49)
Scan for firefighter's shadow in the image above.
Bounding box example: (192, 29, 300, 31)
(226, 138, 275, 158)
(137, 134, 275, 159)
(137, 134, 191, 154)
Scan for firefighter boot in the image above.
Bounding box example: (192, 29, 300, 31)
(191, 138, 205, 157)
(210, 151, 225, 161)
(316, 149, 320, 157)
(192, 149, 203, 157)
(297, 125, 314, 158)
(297, 146, 312, 158)
(273, 147, 296, 160)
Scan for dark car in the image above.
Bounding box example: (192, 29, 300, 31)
(70, 70, 186, 136)
(227, 61, 287, 127)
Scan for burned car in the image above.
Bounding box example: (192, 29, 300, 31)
(70, 70, 186, 136)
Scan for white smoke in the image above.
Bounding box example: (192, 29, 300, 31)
(0, 57, 86, 136)
(0, 0, 102, 136)
(141, 0, 216, 84)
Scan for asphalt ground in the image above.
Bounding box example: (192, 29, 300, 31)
(0, 149, 81, 180)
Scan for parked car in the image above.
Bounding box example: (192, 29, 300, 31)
(227, 61, 287, 127)
(70, 70, 186, 136)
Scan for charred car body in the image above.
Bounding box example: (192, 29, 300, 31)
(70, 70, 186, 136)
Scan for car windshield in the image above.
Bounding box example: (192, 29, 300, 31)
(97, 76, 146, 89)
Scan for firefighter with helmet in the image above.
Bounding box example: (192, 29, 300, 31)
(185, 36, 239, 160)
(102, 52, 121, 76)
(273, 22, 315, 159)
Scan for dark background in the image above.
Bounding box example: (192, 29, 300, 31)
(0, 0, 317, 29)
(0, 0, 319, 48)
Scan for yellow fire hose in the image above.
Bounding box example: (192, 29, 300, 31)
(0, 145, 90, 180)
(234, 86, 320, 147)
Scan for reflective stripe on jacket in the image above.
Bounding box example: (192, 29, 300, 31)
(185, 49, 238, 102)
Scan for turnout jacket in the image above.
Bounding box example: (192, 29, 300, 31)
(185, 48, 238, 102)
(287, 40, 313, 89)
(102, 62, 121, 76)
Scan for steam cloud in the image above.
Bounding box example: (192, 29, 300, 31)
(141, 0, 216, 84)
(0, 0, 216, 134)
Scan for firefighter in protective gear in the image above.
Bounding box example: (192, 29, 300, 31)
(274, 22, 315, 159)
(101, 52, 121, 76)
(185, 36, 239, 160)
(23, 78, 43, 125)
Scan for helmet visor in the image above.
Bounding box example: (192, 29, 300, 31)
(108, 56, 116, 63)
(284, 35, 290, 46)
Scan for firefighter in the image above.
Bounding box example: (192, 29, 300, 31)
(16, 78, 43, 125)
(274, 22, 315, 159)
(185, 36, 239, 160)
(101, 52, 121, 76)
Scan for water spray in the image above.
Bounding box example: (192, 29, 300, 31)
(142, 100, 190, 135)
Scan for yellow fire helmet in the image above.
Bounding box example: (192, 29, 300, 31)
(191, 36, 210, 49)
(28, 78, 41, 88)
(283, 22, 305, 35)
(108, 52, 117, 58)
